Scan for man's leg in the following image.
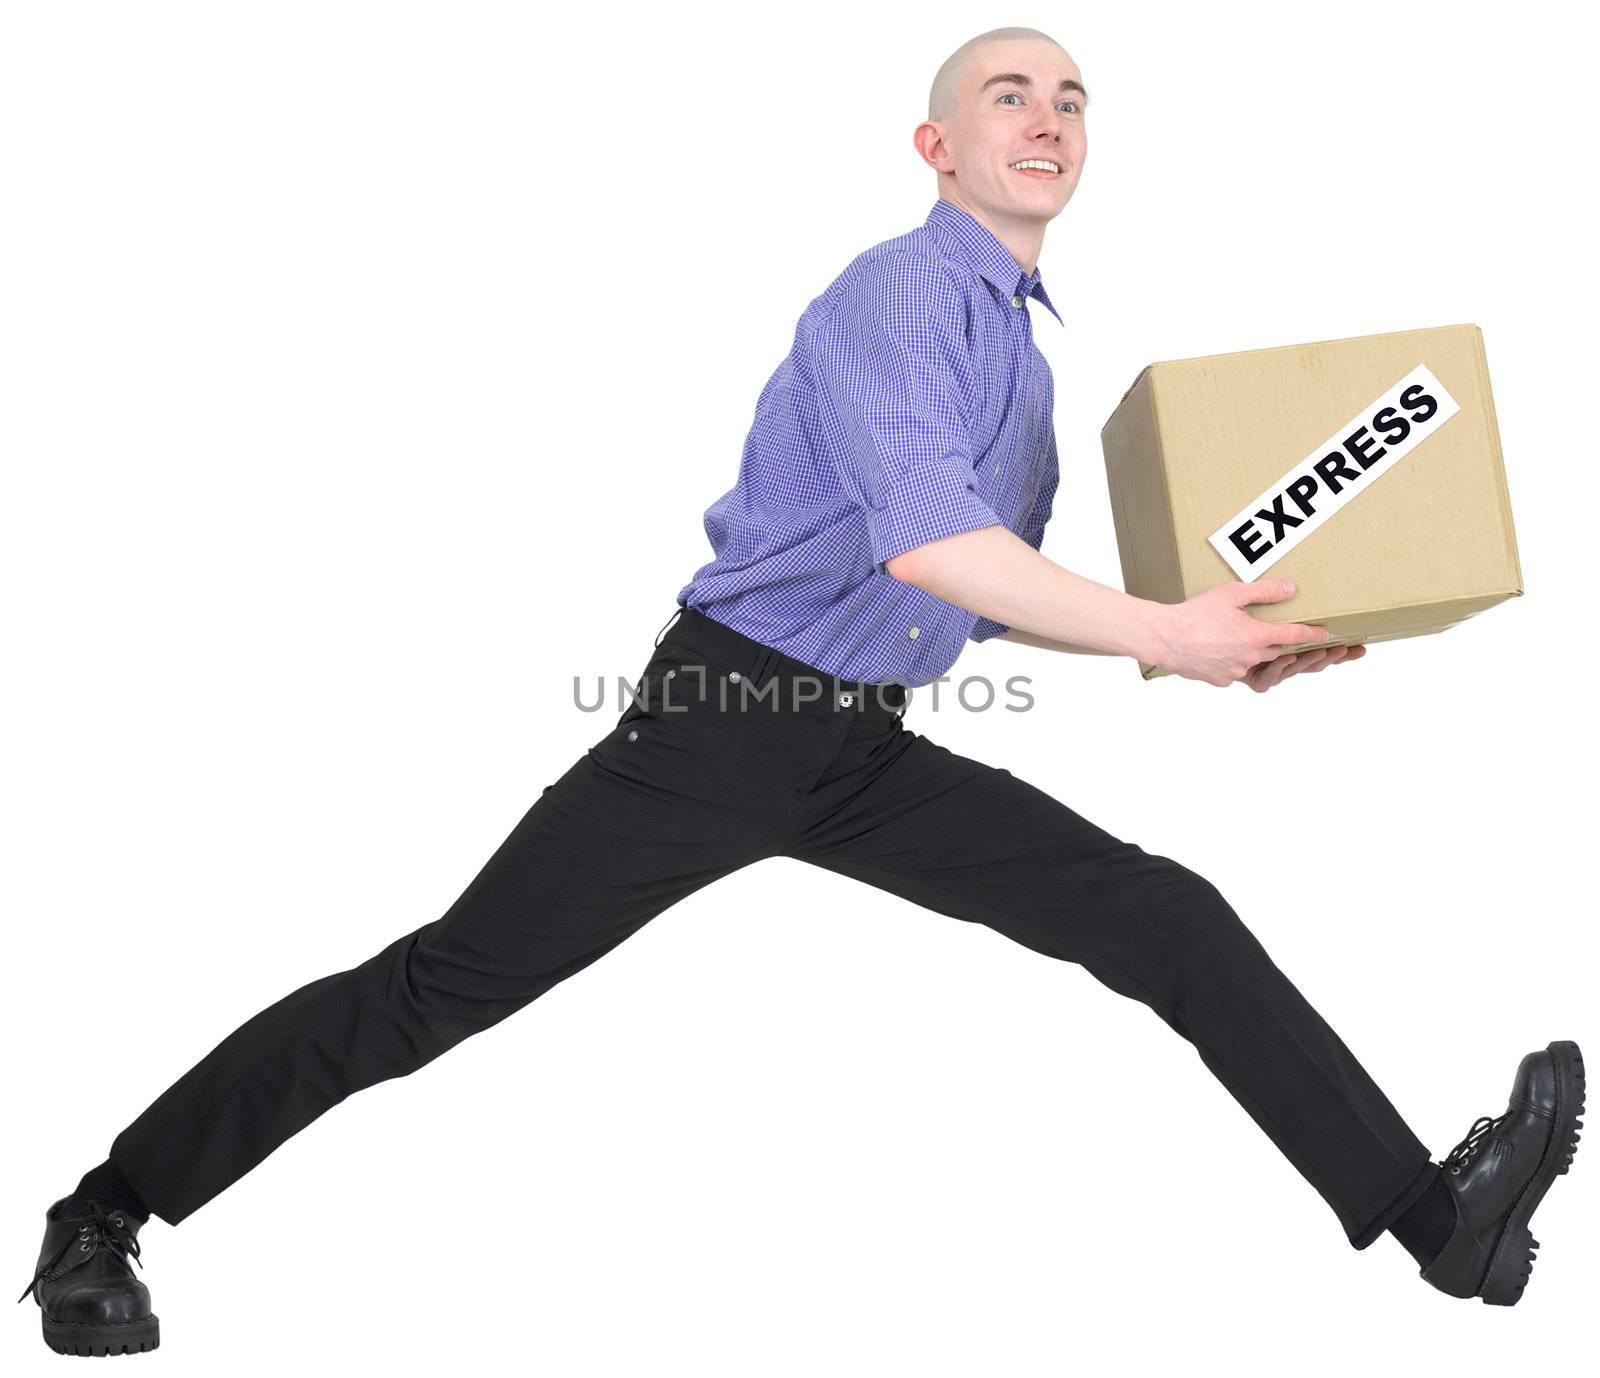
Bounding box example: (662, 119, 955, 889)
(784, 723, 1438, 1249)
(102, 683, 780, 1227)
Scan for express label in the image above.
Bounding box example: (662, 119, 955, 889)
(1207, 364, 1461, 579)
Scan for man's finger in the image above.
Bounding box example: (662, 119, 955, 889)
(1236, 578, 1298, 607)
(1251, 653, 1295, 691)
(1264, 623, 1329, 647)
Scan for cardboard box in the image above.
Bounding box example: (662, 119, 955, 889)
(1099, 323, 1523, 680)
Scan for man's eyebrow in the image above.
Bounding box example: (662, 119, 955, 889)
(979, 72, 1090, 104)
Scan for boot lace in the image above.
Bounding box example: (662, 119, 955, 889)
(1442, 1110, 1510, 1176)
(15, 1200, 143, 1307)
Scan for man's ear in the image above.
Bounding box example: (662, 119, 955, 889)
(913, 120, 953, 173)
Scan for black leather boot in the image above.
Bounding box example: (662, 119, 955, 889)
(1422, 1039, 1585, 1305)
(17, 1197, 159, 1355)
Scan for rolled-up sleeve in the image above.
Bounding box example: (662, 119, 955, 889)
(812, 254, 1003, 572)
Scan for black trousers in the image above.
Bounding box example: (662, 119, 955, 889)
(109, 607, 1437, 1247)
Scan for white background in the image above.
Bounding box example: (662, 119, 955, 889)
(3, 1, 1595, 1372)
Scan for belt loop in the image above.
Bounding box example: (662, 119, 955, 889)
(654, 605, 685, 648)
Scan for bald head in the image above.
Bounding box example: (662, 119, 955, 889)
(928, 25, 1069, 123)
(914, 28, 1087, 260)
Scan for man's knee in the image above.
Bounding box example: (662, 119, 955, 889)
(1139, 854, 1281, 992)
(1155, 854, 1255, 936)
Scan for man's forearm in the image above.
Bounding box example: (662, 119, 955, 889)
(996, 625, 1118, 656)
(885, 523, 1171, 663)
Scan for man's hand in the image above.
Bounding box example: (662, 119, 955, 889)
(1153, 578, 1361, 689)
(1242, 641, 1366, 693)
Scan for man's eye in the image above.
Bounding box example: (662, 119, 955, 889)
(1000, 92, 1081, 114)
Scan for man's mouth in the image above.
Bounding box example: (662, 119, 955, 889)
(1009, 159, 1062, 179)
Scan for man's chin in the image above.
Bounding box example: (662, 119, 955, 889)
(1006, 192, 1072, 222)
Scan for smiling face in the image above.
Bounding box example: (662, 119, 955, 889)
(917, 37, 1088, 249)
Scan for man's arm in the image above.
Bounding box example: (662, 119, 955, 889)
(886, 523, 1170, 661)
(995, 625, 1118, 656)
(888, 523, 1340, 687)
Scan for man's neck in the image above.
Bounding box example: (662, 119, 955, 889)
(939, 191, 1046, 277)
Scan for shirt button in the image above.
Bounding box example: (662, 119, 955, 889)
(908, 626, 920, 639)
(1011, 294, 1023, 307)
(993, 465, 1001, 476)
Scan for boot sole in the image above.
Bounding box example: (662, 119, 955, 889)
(1478, 1039, 1585, 1306)
(41, 1312, 160, 1357)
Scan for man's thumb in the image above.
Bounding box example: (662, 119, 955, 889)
(1238, 578, 1296, 604)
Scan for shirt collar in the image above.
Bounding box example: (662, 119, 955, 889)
(925, 198, 1064, 327)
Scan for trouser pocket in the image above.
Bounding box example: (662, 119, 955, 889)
(589, 649, 701, 762)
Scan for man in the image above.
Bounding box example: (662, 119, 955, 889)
(19, 26, 1583, 1356)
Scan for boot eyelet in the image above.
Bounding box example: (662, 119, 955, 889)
(1450, 1167, 1461, 1175)
(79, 1242, 91, 1251)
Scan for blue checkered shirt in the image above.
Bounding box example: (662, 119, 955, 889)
(675, 198, 1062, 688)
